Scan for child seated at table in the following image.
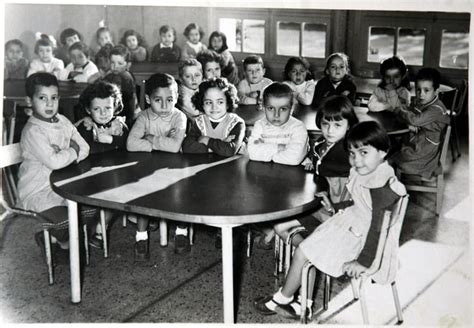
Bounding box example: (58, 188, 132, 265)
(196, 50, 223, 81)
(311, 52, 356, 109)
(96, 26, 114, 52)
(27, 34, 64, 78)
(58, 41, 98, 83)
(181, 23, 207, 60)
(283, 57, 316, 106)
(254, 121, 406, 319)
(4, 39, 29, 80)
(55, 27, 82, 66)
(87, 43, 113, 84)
(120, 29, 148, 62)
(208, 31, 239, 85)
(368, 55, 411, 112)
(388, 67, 450, 179)
(150, 25, 181, 63)
(17, 72, 89, 260)
(177, 59, 203, 120)
(127, 73, 188, 259)
(237, 55, 272, 105)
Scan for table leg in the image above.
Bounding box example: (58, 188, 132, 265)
(67, 200, 81, 303)
(221, 225, 234, 324)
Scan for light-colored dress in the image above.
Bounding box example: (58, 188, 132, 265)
(27, 58, 64, 77)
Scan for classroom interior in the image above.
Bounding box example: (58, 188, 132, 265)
(0, 2, 472, 325)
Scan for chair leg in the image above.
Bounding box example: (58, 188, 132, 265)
(122, 214, 127, 227)
(284, 241, 292, 276)
(391, 281, 404, 324)
(82, 224, 90, 265)
(100, 210, 108, 258)
(358, 278, 369, 324)
(350, 278, 360, 300)
(189, 223, 194, 246)
(43, 230, 54, 285)
(300, 262, 312, 324)
(278, 236, 284, 274)
(323, 274, 331, 310)
(274, 236, 280, 276)
(436, 175, 444, 215)
(246, 229, 251, 258)
(159, 219, 168, 247)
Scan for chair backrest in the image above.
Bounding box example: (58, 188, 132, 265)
(1, 143, 23, 215)
(438, 125, 451, 171)
(453, 80, 468, 117)
(438, 88, 458, 115)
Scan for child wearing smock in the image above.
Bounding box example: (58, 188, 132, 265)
(208, 31, 239, 85)
(237, 55, 273, 105)
(389, 68, 450, 179)
(368, 55, 411, 112)
(4, 39, 29, 80)
(254, 121, 406, 319)
(58, 41, 98, 83)
(27, 34, 64, 78)
(282, 57, 316, 106)
(177, 59, 203, 120)
(181, 23, 207, 60)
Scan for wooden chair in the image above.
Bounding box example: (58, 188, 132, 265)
(299, 195, 409, 324)
(448, 80, 467, 161)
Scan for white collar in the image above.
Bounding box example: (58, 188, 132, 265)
(160, 43, 173, 49)
(187, 41, 202, 52)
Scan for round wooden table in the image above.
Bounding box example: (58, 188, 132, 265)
(50, 150, 318, 323)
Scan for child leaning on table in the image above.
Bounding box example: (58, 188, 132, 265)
(282, 57, 316, 106)
(27, 34, 64, 78)
(254, 121, 406, 319)
(17, 73, 89, 257)
(120, 29, 148, 62)
(127, 73, 188, 259)
(237, 55, 273, 105)
(58, 41, 98, 83)
(181, 23, 208, 60)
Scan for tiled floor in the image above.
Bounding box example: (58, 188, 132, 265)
(0, 140, 471, 325)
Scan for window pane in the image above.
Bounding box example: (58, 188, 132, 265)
(397, 28, 425, 66)
(219, 18, 242, 51)
(302, 23, 326, 58)
(368, 27, 395, 62)
(242, 19, 265, 53)
(277, 21, 300, 56)
(440, 30, 469, 69)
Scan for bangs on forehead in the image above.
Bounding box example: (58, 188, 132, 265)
(347, 140, 368, 150)
(321, 106, 345, 122)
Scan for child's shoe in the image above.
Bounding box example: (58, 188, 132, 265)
(134, 239, 150, 261)
(89, 233, 103, 249)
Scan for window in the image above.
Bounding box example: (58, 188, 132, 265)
(440, 30, 469, 69)
(219, 18, 265, 53)
(368, 27, 395, 63)
(277, 21, 326, 58)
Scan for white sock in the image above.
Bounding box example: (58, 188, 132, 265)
(175, 227, 188, 236)
(265, 288, 292, 310)
(136, 231, 148, 242)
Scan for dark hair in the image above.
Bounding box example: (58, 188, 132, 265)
(208, 31, 228, 52)
(196, 50, 223, 70)
(415, 67, 441, 90)
(79, 80, 123, 115)
(344, 121, 391, 154)
(284, 57, 313, 81)
(95, 43, 113, 70)
(59, 28, 82, 46)
(96, 27, 112, 41)
(191, 78, 239, 112)
(178, 59, 203, 77)
(120, 29, 148, 48)
(34, 34, 55, 54)
(324, 52, 350, 76)
(242, 55, 264, 71)
(379, 55, 410, 90)
(159, 25, 177, 40)
(145, 73, 178, 96)
(69, 41, 91, 58)
(110, 44, 131, 62)
(315, 95, 358, 129)
(25, 72, 59, 98)
(5, 39, 24, 51)
(183, 23, 205, 40)
(262, 82, 294, 106)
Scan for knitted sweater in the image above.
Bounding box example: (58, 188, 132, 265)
(237, 78, 273, 105)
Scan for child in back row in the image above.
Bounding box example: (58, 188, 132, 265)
(150, 25, 181, 63)
(55, 28, 82, 66)
(197, 50, 222, 81)
(27, 34, 64, 78)
(283, 57, 316, 106)
(368, 55, 411, 112)
(96, 26, 114, 51)
(121, 29, 148, 62)
(177, 59, 203, 119)
(255, 121, 406, 319)
(58, 42, 98, 83)
(237, 55, 273, 105)
(208, 31, 239, 85)
(181, 23, 207, 60)
(4, 39, 29, 80)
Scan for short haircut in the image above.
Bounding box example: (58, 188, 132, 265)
(262, 82, 293, 106)
(243, 55, 264, 70)
(284, 57, 313, 81)
(315, 95, 358, 129)
(25, 72, 59, 98)
(69, 41, 91, 58)
(96, 27, 111, 40)
(60, 28, 82, 46)
(145, 73, 178, 96)
(79, 80, 123, 115)
(183, 23, 205, 39)
(191, 78, 239, 112)
(159, 25, 176, 39)
(120, 29, 148, 48)
(110, 44, 131, 62)
(416, 67, 441, 90)
(95, 43, 113, 64)
(5, 39, 24, 51)
(34, 34, 55, 54)
(196, 50, 222, 69)
(178, 59, 203, 77)
(379, 55, 410, 90)
(344, 121, 391, 154)
(208, 31, 228, 52)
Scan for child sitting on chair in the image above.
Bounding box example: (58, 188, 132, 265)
(27, 34, 64, 78)
(282, 57, 316, 106)
(17, 72, 89, 258)
(126, 73, 187, 259)
(181, 23, 207, 60)
(237, 55, 273, 105)
(58, 41, 98, 83)
(177, 59, 203, 120)
(254, 121, 406, 319)
(150, 25, 181, 63)
(388, 67, 450, 179)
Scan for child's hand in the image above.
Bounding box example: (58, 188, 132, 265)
(223, 135, 235, 143)
(51, 144, 61, 153)
(341, 90, 350, 96)
(343, 260, 368, 278)
(248, 91, 259, 98)
(70, 139, 80, 157)
(385, 83, 396, 91)
(315, 191, 334, 213)
(277, 144, 287, 152)
(69, 71, 81, 79)
(253, 138, 264, 145)
(302, 157, 314, 171)
(144, 134, 155, 144)
(96, 127, 113, 144)
(198, 136, 210, 145)
(81, 117, 94, 131)
(408, 125, 419, 133)
(167, 128, 176, 138)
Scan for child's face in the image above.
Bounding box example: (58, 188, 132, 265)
(88, 97, 115, 125)
(204, 61, 221, 79)
(126, 35, 138, 50)
(97, 56, 111, 73)
(415, 80, 437, 105)
(38, 45, 53, 63)
(320, 117, 349, 145)
(210, 36, 223, 51)
(327, 57, 347, 82)
(203, 87, 227, 120)
(384, 68, 403, 89)
(65, 34, 80, 47)
(264, 96, 292, 127)
(70, 49, 88, 69)
(98, 31, 113, 47)
(245, 63, 265, 84)
(28, 85, 59, 120)
(6, 44, 23, 62)
(110, 54, 130, 73)
(181, 65, 203, 90)
(289, 63, 307, 85)
(188, 28, 201, 44)
(146, 87, 177, 118)
(160, 31, 175, 47)
(348, 144, 387, 176)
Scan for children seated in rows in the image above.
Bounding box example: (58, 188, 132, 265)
(181, 23, 207, 60)
(150, 25, 181, 63)
(121, 29, 148, 62)
(4, 39, 29, 80)
(55, 28, 82, 66)
(177, 59, 203, 119)
(208, 31, 239, 85)
(127, 73, 187, 259)
(27, 34, 64, 78)
(283, 57, 316, 106)
(237, 55, 272, 105)
(58, 41, 98, 83)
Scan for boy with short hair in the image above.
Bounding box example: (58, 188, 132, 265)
(177, 59, 203, 119)
(237, 55, 273, 105)
(150, 25, 182, 62)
